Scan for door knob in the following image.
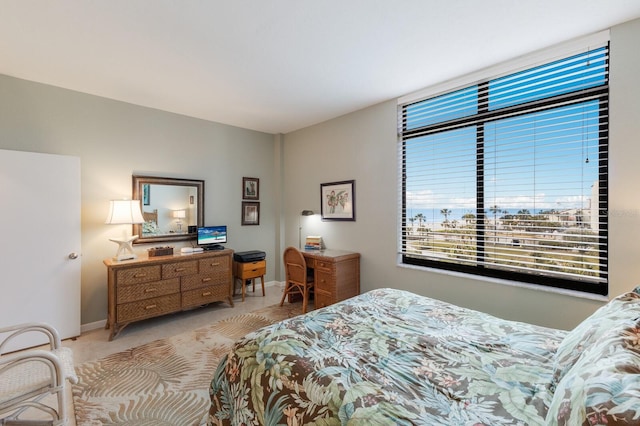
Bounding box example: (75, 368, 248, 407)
(68, 252, 79, 260)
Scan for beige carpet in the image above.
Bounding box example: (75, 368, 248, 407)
(72, 303, 303, 425)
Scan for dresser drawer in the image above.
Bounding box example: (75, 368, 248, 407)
(314, 259, 333, 272)
(315, 270, 334, 292)
(162, 260, 198, 278)
(241, 267, 266, 279)
(235, 260, 266, 279)
(314, 289, 333, 310)
(182, 273, 229, 291)
(182, 284, 228, 308)
(117, 265, 161, 285)
(117, 293, 181, 323)
(200, 256, 230, 274)
(236, 260, 265, 273)
(116, 278, 180, 304)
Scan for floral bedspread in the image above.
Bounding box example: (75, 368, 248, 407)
(208, 288, 567, 425)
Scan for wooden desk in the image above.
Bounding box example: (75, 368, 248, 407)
(301, 249, 360, 309)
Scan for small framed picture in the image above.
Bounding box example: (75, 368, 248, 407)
(321, 180, 355, 221)
(143, 184, 150, 205)
(241, 201, 260, 225)
(242, 177, 259, 200)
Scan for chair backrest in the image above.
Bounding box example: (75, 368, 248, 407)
(283, 246, 307, 285)
(143, 209, 158, 224)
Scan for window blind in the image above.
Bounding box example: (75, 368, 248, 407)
(399, 46, 609, 295)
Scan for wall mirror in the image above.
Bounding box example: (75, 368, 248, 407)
(132, 175, 204, 244)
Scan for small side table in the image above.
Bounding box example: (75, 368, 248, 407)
(233, 259, 266, 301)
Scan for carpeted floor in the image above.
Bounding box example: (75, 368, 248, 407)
(72, 302, 303, 425)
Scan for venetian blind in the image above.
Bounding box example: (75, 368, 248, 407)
(399, 45, 609, 295)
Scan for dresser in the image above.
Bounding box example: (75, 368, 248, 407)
(301, 249, 360, 309)
(104, 249, 233, 340)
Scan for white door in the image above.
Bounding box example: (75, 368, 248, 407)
(0, 149, 81, 351)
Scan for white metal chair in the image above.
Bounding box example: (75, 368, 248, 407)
(0, 323, 77, 425)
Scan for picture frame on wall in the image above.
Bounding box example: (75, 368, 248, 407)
(143, 184, 150, 205)
(320, 180, 355, 221)
(242, 177, 259, 200)
(241, 201, 260, 225)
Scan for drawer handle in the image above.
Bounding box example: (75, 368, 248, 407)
(174, 267, 186, 272)
(251, 269, 258, 272)
(202, 291, 212, 296)
(145, 304, 157, 310)
(202, 277, 212, 283)
(210, 262, 220, 266)
(144, 288, 157, 293)
(320, 279, 326, 283)
(134, 273, 147, 278)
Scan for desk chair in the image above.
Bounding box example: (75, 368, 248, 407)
(281, 246, 314, 313)
(0, 323, 78, 425)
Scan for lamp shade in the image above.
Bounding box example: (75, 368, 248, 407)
(173, 209, 186, 219)
(105, 200, 145, 224)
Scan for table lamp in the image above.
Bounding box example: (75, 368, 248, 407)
(299, 210, 315, 249)
(173, 209, 186, 232)
(105, 199, 145, 261)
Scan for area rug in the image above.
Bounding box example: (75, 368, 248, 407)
(72, 303, 303, 425)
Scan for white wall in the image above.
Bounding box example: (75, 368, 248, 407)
(0, 75, 277, 325)
(608, 18, 640, 297)
(282, 18, 640, 330)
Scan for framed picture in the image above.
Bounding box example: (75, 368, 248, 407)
(242, 177, 259, 200)
(143, 184, 150, 205)
(320, 180, 355, 221)
(241, 201, 260, 225)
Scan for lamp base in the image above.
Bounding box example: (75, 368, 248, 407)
(110, 235, 139, 262)
(113, 253, 138, 261)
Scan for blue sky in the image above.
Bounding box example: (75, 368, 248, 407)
(404, 48, 604, 218)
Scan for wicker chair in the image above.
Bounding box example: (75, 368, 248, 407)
(0, 323, 77, 425)
(280, 246, 314, 313)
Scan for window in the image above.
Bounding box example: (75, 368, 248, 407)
(399, 45, 609, 295)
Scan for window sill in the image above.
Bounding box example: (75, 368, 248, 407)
(397, 255, 609, 303)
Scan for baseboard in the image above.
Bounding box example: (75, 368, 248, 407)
(82, 319, 107, 333)
(80, 280, 282, 333)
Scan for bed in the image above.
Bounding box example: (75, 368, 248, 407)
(142, 209, 160, 234)
(208, 287, 640, 425)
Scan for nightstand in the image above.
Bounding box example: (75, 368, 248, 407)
(233, 259, 266, 301)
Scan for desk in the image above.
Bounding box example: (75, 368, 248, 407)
(301, 249, 360, 309)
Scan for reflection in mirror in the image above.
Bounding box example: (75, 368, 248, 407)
(132, 176, 204, 244)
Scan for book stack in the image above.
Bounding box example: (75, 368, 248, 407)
(304, 236, 323, 250)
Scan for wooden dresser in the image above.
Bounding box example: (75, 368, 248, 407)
(301, 249, 360, 309)
(104, 249, 233, 340)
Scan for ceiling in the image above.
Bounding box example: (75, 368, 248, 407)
(1, 1, 639, 134)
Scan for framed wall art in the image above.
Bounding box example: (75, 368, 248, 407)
(320, 180, 355, 221)
(143, 184, 150, 205)
(242, 177, 259, 200)
(241, 201, 260, 225)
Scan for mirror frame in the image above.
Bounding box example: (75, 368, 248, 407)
(132, 175, 205, 244)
